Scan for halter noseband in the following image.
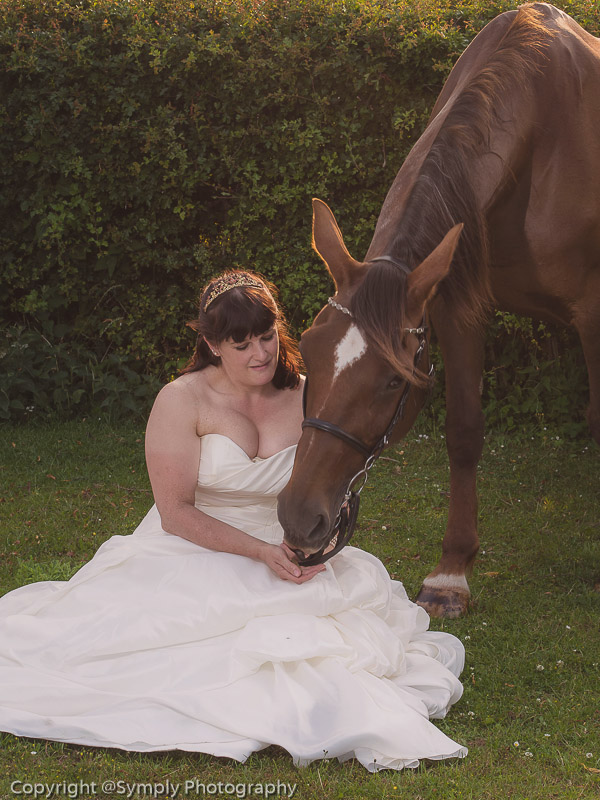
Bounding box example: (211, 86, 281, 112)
(294, 258, 432, 567)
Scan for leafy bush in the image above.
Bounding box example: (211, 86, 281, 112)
(0, 0, 598, 433)
(0, 323, 162, 421)
(428, 312, 590, 439)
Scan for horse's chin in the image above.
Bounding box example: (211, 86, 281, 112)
(283, 540, 318, 559)
(283, 537, 337, 563)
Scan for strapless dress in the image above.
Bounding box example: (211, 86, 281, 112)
(0, 433, 467, 771)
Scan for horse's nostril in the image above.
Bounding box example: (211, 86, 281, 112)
(282, 513, 331, 555)
(308, 514, 330, 545)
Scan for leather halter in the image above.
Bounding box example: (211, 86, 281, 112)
(294, 258, 432, 567)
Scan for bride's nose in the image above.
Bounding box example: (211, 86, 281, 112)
(253, 341, 268, 359)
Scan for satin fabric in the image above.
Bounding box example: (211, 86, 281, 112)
(0, 433, 467, 771)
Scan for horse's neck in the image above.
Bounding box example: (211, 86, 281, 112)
(366, 7, 548, 262)
(366, 91, 532, 264)
(364, 117, 445, 260)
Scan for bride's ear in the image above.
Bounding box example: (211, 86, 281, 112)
(204, 338, 220, 358)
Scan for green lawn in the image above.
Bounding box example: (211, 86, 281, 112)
(0, 420, 598, 800)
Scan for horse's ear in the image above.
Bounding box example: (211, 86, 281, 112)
(312, 198, 363, 290)
(406, 223, 464, 312)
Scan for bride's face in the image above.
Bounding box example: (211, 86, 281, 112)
(216, 327, 279, 386)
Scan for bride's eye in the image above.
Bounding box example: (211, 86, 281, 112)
(261, 331, 276, 342)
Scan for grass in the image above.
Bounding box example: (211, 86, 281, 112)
(0, 418, 599, 800)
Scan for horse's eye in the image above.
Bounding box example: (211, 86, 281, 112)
(388, 375, 404, 390)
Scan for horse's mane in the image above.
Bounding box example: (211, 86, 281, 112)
(351, 3, 554, 384)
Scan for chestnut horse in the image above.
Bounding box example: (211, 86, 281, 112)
(278, 2, 600, 617)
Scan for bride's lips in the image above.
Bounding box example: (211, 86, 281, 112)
(251, 361, 271, 370)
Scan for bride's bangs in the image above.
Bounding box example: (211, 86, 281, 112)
(210, 287, 278, 343)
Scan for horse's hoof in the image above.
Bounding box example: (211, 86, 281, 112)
(415, 584, 470, 618)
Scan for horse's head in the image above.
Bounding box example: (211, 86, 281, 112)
(278, 199, 463, 558)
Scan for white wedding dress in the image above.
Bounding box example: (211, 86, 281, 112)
(0, 433, 467, 771)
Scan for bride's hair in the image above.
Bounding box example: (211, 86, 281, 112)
(181, 270, 302, 389)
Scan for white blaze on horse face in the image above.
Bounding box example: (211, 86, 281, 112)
(333, 324, 367, 380)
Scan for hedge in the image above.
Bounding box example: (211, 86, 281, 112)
(1, 0, 598, 432)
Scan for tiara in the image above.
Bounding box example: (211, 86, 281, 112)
(202, 273, 266, 312)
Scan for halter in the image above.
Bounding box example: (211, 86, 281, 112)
(293, 256, 433, 567)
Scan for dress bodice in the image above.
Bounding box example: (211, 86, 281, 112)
(194, 433, 296, 544)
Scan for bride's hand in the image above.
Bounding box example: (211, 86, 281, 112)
(258, 542, 326, 584)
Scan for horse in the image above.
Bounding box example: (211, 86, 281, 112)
(277, 2, 600, 617)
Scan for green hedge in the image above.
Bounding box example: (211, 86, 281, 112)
(1, 0, 598, 431)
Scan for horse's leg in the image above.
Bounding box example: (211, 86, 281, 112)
(415, 313, 486, 618)
(574, 302, 600, 446)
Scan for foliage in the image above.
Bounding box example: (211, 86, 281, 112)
(481, 313, 589, 437)
(0, 323, 162, 421)
(1, 0, 599, 432)
(428, 312, 590, 439)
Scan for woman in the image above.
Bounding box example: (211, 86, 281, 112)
(0, 270, 467, 771)
(145, 270, 323, 585)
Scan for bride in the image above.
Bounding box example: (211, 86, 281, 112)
(0, 270, 467, 771)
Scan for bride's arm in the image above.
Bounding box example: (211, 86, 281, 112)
(144, 380, 323, 584)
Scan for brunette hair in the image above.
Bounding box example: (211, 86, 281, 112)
(181, 270, 302, 390)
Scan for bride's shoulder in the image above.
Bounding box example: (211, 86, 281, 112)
(160, 371, 209, 398)
(149, 370, 226, 435)
(169, 366, 223, 396)
(149, 372, 209, 421)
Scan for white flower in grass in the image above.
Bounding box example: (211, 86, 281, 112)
(514, 741, 519, 747)
(586, 753, 593, 759)
(536, 664, 544, 671)
(524, 751, 533, 758)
